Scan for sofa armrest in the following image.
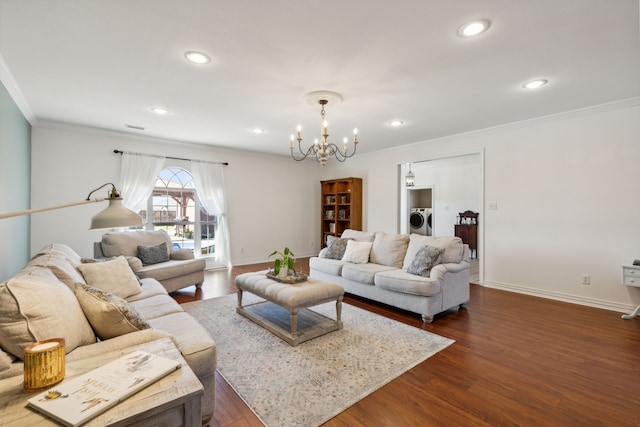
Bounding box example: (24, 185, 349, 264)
(430, 261, 470, 280)
(170, 249, 195, 260)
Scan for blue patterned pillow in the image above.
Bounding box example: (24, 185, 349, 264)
(137, 242, 169, 265)
(325, 236, 351, 260)
(406, 245, 444, 277)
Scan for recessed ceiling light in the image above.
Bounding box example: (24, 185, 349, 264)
(522, 79, 548, 89)
(388, 120, 405, 127)
(150, 107, 170, 115)
(252, 128, 265, 134)
(457, 19, 491, 38)
(184, 51, 211, 64)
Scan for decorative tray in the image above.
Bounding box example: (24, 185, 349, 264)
(265, 272, 308, 284)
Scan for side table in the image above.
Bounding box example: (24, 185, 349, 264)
(0, 338, 203, 426)
(621, 264, 640, 320)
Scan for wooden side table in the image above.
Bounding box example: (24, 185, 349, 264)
(621, 264, 640, 319)
(0, 338, 203, 426)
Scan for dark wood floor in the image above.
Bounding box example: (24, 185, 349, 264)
(171, 258, 640, 427)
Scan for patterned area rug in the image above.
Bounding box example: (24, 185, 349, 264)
(183, 293, 454, 427)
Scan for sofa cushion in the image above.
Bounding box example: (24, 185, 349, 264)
(406, 245, 444, 277)
(324, 236, 351, 260)
(402, 235, 465, 269)
(128, 294, 184, 320)
(101, 230, 173, 258)
(75, 284, 151, 340)
(27, 252, 86, 288)
(77, 256, 142, 298)
(136, 258, 206, 281)
(369, 232, 410, 268)
(375, 269, 442, 297)
(137, 242, 170, 265)
(309, 257, 347, 276)
(342, 240, 373, 264)
(126, 278, 169, 302)
(33, 243, 83, 267)
(0, 267, 96, 359)
(341, 229, 375, 242)
(342, 263, 397, 285)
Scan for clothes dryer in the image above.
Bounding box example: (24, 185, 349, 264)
(409, 208, 432, 235)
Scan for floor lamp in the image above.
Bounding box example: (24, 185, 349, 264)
(0, 183, 143, 229)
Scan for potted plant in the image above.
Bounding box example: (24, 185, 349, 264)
(269, 247, 295, 278)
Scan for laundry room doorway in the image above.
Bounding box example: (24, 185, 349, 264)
(407, 187, 434, 235)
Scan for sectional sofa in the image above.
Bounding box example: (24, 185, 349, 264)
(0, 243, 216, 423)
(310, 229, 470, 323)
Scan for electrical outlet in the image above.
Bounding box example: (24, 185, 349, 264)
(581, 274, 590, 285)
(240, 247, 244, 254)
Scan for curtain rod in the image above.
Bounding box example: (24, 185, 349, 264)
(113, 150, 229, 166)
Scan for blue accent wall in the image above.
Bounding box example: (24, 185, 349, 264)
(0, 81, 31, 280)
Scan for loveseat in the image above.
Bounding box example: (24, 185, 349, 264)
(0, 243, 216, 423)
(309, 229, 470, 323)
(94, 229, 206, 293)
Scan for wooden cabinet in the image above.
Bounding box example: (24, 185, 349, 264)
(454, 210, 478, 259)
(321, 177, 362, 247)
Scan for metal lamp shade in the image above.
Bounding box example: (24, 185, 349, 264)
(90, 198, 143, 230)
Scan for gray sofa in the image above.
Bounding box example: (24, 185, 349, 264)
(0, 243, 216, 423)
(94, 229, 206, 293)
(310, 229, 470, 323)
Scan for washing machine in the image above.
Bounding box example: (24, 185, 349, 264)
(409, 208, 433, 235)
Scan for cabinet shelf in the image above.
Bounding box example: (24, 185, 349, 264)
(320, 177, 362, 247)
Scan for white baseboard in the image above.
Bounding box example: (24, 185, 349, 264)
(482, 280, 634, 314)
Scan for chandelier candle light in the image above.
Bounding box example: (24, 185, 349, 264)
(290, 91, 359, 167)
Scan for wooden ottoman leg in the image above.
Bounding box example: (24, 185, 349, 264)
(237, 289, 243, 308)
(336, 297, 343, 329)
(290, 309, 298, 338)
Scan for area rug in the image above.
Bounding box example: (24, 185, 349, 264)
(182, 294, 454, 427)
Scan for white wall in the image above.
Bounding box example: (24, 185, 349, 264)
(29, 99, 640, 313)
(30, 126, 323, 265)
(324, 99, 640, 313)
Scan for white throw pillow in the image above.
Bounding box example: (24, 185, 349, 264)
(341, 240, 373, 264)
(77, 256, 141, 298)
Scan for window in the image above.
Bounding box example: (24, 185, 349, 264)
(139, 167, 216, 256)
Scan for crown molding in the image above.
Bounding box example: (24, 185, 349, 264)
(0, 53, 36, 124)
(393, 96, 640, 153)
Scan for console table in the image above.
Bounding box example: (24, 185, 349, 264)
(0, 338, 203, 426)
(621, 264, 640, 319)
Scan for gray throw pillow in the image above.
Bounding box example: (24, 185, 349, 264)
(137, 242, 169, 265)
(406, 245, 444, 277)
(325, 236, 350, 260)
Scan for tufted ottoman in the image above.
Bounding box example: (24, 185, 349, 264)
(235, 271, 344, 346)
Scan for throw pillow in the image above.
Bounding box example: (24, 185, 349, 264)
(406, 245, 444, 277)
(75, 284, 150, 340)
(0, 268, 96, 359)
(77, 256, 141, 299)
(324, 236, 351, 260)
(369, 232, 410, 268)
(137, 242, 169, 265)
(341, 240, 373, 264)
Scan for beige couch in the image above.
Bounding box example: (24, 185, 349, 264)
(94, 230, 206, 293)
(0, 243, 216, 423)
(310, 230, 470, 323)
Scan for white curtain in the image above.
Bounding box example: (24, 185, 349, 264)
(119, 153, 165, 214)
(191, 161, 231, 268)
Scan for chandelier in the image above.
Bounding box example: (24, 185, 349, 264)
(289, 91, 359, 167)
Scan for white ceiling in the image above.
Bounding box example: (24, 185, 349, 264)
(1, 0, 638, 157)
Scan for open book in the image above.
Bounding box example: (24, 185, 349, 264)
(27, 350, 181, 427)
